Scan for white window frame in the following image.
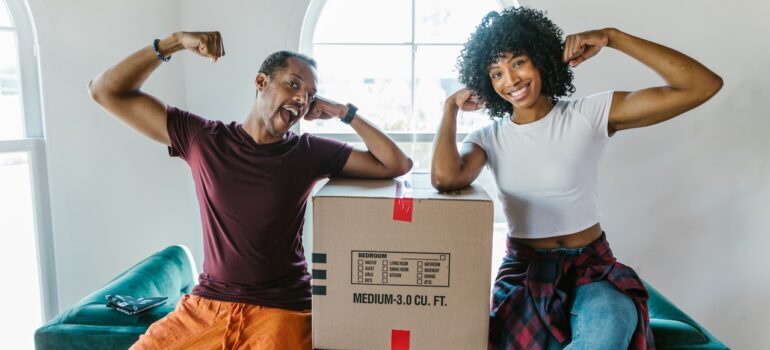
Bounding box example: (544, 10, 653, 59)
(298, 0, 516, 145)
(0, 0, 58, 321)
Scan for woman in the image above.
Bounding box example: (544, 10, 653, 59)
(431, 7, 722, 350)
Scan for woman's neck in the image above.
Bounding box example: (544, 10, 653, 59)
(511, 96, 554, 125)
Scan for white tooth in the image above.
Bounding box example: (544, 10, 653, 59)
(510, 87, 527, 98)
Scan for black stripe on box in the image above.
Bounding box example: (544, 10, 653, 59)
(312, 269, 327, 280)
(312, 253, 327, 264)
(312, 285, 327, 295)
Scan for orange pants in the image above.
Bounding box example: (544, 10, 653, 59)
(130, 295, 311, 350)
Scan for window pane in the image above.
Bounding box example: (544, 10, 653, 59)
(415, 0, 500, 43)
(0, 30, 23, 140)
(414, 45, 491, 133)
(0, 1, 12, 27)
(409, 141, 434, 171)
(303, 45, 412, 133)
(0, 152, 43, 350)
(349, 141, 442, 172)
(314, 0, 411, 44)
(350, 141, 432, 171)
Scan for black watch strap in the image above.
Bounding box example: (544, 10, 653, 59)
(341, 103, 357, 124)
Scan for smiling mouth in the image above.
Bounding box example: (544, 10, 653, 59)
(508, 83, 529, 101)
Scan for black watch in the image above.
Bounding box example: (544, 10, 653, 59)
(341, 103, 357, 124)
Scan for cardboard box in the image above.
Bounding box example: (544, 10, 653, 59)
(312, 173, 493, 350)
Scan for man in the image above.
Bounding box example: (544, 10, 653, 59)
(88, 31, 412, 349)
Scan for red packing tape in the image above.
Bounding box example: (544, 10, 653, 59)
(393, 198, 413, 222)
(391, 329, 410, 350)
(393, 180, 413, 222)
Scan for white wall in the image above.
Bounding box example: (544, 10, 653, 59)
(28, 0, 202, 312)
(29, 0, 767, 348)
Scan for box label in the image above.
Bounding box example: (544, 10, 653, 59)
(352, 292, 448, 307)
(351, 251, 450, 287)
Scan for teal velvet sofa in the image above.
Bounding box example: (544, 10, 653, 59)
(35, 245, 728, 349)
(646, 282, 729, 349)
(35, 245, 197, 350)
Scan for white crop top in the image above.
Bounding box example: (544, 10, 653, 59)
(464, 91, 614, 238)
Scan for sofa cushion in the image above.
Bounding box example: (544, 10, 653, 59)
(35, 324, 149, 350)
(61, 301, 177, 327)
(650, 318, 708, 346)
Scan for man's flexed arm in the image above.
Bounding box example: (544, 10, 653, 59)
(88, 32, 225, 145)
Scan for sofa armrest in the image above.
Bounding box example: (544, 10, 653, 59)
(36, 245, 198, 350)
(82, 245, 197, 304)
(644, 281, 729, 349)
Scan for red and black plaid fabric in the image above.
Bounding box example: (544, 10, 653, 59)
(489, 233, 655, 350)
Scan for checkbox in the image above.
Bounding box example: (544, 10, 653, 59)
(417, 267, 422, 272)
(417, 280, 422, 285)
(358, 277, 363, 282)
(382, 265, 388, 271)
(383, 260, 388, 265)
(417, 261, 423, 266)
(358, 265, 363, 271)
(417, 273, 422, 278)
(382, 278, 388, 283)
(382, 272, 388, 277)
(358, 271, 363, 276)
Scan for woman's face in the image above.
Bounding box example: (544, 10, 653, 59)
(488, 52, 543, 110)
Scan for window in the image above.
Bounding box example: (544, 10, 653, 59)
(0, 0, 56, 348)
(300, 0, 514, 170)
(0, 2, 22, 140)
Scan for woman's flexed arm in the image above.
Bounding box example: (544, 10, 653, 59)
(563, 28, 723, 133)
(431, 88, 487, 191)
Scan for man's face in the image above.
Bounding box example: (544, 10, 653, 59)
(255, 58, 319, 137)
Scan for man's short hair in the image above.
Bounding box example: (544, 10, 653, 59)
(259, 51, 317, 78)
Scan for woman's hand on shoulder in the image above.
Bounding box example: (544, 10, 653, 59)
(447, 88, 485, 112)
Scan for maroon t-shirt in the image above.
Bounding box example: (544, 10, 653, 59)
(166, 106, 352, 310)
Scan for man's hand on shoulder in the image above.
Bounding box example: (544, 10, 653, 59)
(304, 96, 347, 121)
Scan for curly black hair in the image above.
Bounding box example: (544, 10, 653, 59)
(458, 7, 575, 119)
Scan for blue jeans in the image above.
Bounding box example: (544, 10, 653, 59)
(539, 249, 638, 350)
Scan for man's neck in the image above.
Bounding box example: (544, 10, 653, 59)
(242, 111, 284, 145)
